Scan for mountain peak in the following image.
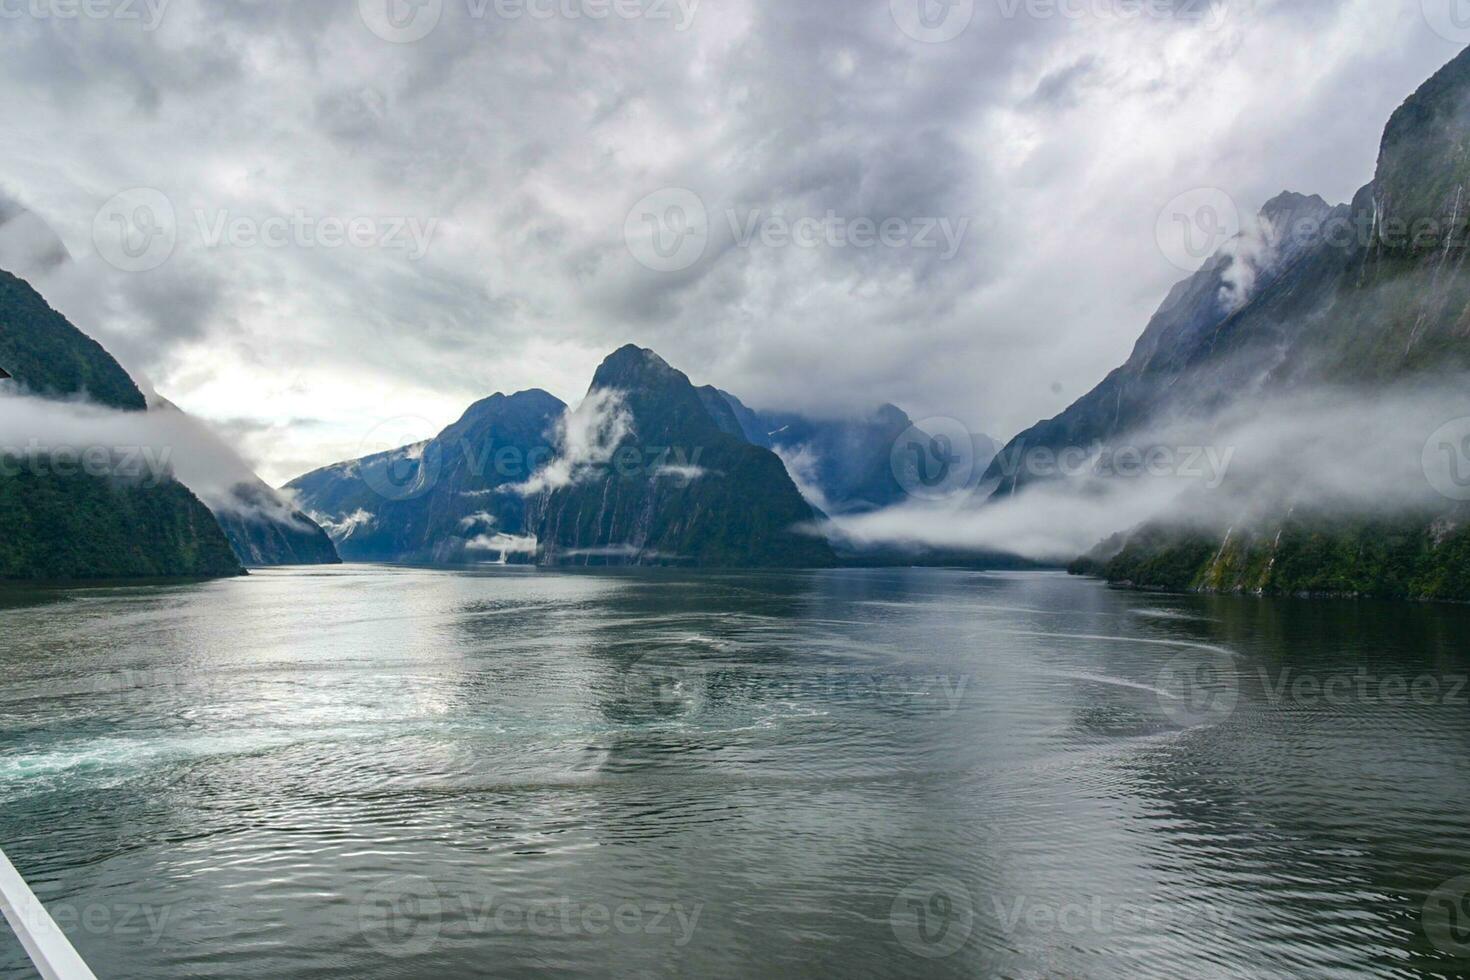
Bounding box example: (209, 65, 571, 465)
(590, 344, 685, 394)
(599, 343, 673, 372)
(452, 388, 567, 430)
(1259, 191, 1330, 225)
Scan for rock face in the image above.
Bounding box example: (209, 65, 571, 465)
(210, 482, 342, 567)
(983, 191, 1338, 498)
(530, 346, 835, 567)
(1051, 45, 1470, 600)
(290, 348, 836, 568)
(287, 389, 568, 564)
(0, 269, 243, 581)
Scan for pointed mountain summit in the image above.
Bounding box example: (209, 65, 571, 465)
(290, 348, 836, 567)
(530, 346, 835, 567)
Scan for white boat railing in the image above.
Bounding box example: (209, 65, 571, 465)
(0, 846, 98, 980)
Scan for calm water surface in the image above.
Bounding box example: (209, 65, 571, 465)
(2, 566, 1470, 978)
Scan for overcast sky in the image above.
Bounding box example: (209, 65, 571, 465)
(0, 0, 1463, 484)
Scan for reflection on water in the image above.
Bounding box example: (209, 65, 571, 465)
(1, 566, 1469, 978)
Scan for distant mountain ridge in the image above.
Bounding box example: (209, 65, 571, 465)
(699, 387, 999, 515)
(288, 389, 567, 564)
(292, 347, 837, 568)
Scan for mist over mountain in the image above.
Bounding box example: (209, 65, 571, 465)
(808, 45, 1470, 601)
(989, 45, 1470, 599)
(291, 346, 838, 568)
(287, 389, 567, 564)
(0, 266, 338, 577)
(701, 387, 998, 516)
(530, 346, 835, 567)
(0, 269, 241, 580)
(0, 192, 69, 280)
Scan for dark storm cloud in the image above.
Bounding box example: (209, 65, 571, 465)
(0, 0, 1460, 484)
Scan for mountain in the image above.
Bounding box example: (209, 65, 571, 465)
(0, 464, 243, 581)
(205, 482, 340, 567)
(1041, 45, 1470, 599)
(0, 194, 337, 571)
(140, 399, 340, 568)
(699, 386, 998, 514)
(983, 190, 1337, 498)
(0, 268, 243, 581)
(291, 348, 834, 567)
(529, 346, 835, 567)
(287, 389, 567, 563)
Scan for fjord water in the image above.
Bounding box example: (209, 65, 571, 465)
(2, 568, 1469, 978)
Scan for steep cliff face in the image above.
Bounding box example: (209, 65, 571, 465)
(287, 389, 567, 563)
(530, 346, 835, 567)
(984, 191, 1339, 497)
(1058, 46, 1470, 599)
(210, 482, 341, 567)
(0, 269, 244, 581)
(0, 467, 242, 581)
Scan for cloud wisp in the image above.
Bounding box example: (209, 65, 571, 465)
(815, 381, 1470, 561)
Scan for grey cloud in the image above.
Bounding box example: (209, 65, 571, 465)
(0, 0, 1459, 484)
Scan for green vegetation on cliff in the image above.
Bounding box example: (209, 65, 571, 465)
(1, 267, 245, 581)
(1058, 46, 1470, 600)
(1078, 513, 1470, 602)
(0, 464, 243, 580)
(0, 268, 147, 410)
